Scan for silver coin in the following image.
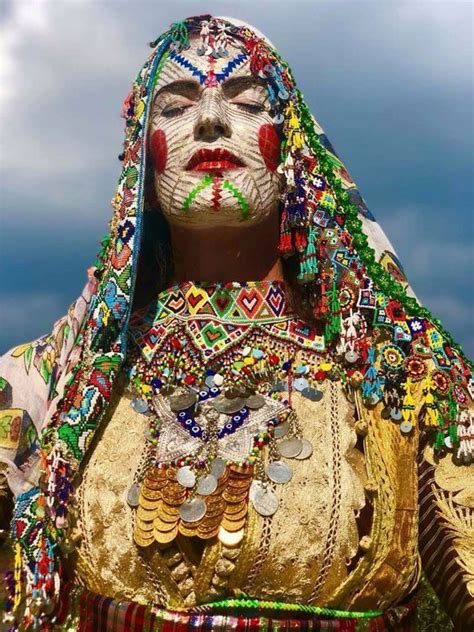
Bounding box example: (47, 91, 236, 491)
(400, 421, 413, 434)
(196, 474, 218, 496)
(179, 498, 207, 523)
(212, 395, 246, 415)
(301, 387, 323, 402)
(205, 375, 215, 388)
(210, 458, 226, 478)
(131, 398, 148, 414)
(126, 483, 140, 508)
(266, 461, 293, 484)
(169, 392, 197, 412)
(176, 466, 196, 488)
(273, 421, 290, 438)
(294, 438, 314, 460)
(251, 487, 279, 517)
(246, 394, 266, 409)
(293, 377, 309, 392)
(270, 380, 287, 393)
(249, 479, 265, 503)
(345, 350, 360, 364)
(390, 408, 402, 421)
(278, 437, 303, 458)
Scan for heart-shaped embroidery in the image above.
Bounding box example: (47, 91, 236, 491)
(239, 289, 263, 318)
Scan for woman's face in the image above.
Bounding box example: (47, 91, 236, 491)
(148, 34, 281, 227)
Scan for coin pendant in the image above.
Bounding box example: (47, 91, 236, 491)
(179, 498, 207, 523)
(273, 421, 289, 438)
(246, 394, 266, 410)
(294, 438, 314, 460)
(400, 421, 413, 434)
(196, 474, 218, 496)
(126, 483, 140, 508)
(176, 466, 196, 489)
(301, 387, 323, 402)
(390, 408, 402, 421)
(266, 461, 292, 484)
(131, 398, 148, 414)
(278, 437, 303, 458)
(218, 526, 245, 547)
(213, 395, 247, 414)
(210, 458, 226, 478)
(169, 392, 197, 412)
(251, 487, 279, 517)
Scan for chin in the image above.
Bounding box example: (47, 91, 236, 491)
(163, 205, 275, 229)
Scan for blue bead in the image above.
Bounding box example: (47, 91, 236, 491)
(151, 378, 162, 389)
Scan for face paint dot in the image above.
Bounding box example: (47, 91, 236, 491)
(149, 129, 167, 174)
(258, 123, 280, 172)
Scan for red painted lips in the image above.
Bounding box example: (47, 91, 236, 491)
(186, 148, 245, 172)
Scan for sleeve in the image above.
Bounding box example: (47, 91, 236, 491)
(418, 411, 474, 631)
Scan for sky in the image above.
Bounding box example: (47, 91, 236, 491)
(0, 0, 473, 357)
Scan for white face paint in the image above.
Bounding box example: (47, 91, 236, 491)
(148, 34, 282, 227)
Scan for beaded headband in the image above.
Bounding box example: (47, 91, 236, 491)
(5, 14, 472, 630)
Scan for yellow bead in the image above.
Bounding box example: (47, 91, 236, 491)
(320, 362, 332, 371)
(244, 357, 255, 366)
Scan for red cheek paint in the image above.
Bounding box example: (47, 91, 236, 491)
(149, 128, 167, 174)
(258, 123, 280, 172)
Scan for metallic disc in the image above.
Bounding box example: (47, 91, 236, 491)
(390, 408, 402, 421)
(169, 392, 197, 412)
(293, 377, 309, 392)
(212, 395, 246, 415)
(278, 437, 303, 458)
(270, 380, 287, 393)
(210, 458, 226, 478)
(196, 474, 218, 496)
(131, 398, 148, 414)
(273, 421, 290, 438)
(179, 498, 207, 523)
(176, 466, 196, 489)
(246, 394, 266, 410)
(345, 350, 360, 364)
(400, 421, 413, 434)
(251, 487, 279, 517)
(266, 461, 293, 484)
(249, 479, 265, 504)
(126, 483, 140, 508)
(294, 438, 314, 460)
(218, 526, 244, 547)
(301, 387, 323, 402)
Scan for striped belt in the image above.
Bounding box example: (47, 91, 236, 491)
(57, 587, 417, 632)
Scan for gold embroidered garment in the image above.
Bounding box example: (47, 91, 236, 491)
(69, 280, 421, 612)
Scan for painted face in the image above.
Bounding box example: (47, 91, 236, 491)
(148, 34, 281, 227)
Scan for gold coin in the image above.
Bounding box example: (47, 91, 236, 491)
(141, 486, 163, 500)
(229, 464, 251, 476)
(218, 526, 244, 547)
(221, 516, 246, 532)
(146, 466, 167, 481)
(135, 517, 154, 532)
(165, 467, 178, 481)
(197, 526, 220, 540)
(139, 496, 161, 510)
(157, 505, 179, 523)
(224, 505, 248, 521)
(153, 516, 178, 532)
(162, 494, 186, 507)
(224, 500, 247, 514)
(143, 479, 167, 491)
(160, 503, 180, 519)
(223, 489, 248, 503)
(178, 523, 198, 538)
(136, 506, 159, 521)
(153, 525, 178, 545)
(134, 530, 155, 548)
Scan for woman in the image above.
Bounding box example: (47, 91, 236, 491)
(1, 15, 472, 631)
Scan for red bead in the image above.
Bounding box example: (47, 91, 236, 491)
(315, 370, 326, 381)
(269, 354, 280, 365)
(171, 337, 181, 350)
(184, 374, 196, 385)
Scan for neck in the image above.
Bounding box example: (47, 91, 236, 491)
(168, 211, 284, 283)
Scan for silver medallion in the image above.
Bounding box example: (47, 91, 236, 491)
(400, 421, 413, 434)
(131, 398, 148, 414)
(294, 438, 314, 460)
(345, 350, 360, 364)
(179, 498, 207, 523)
(176, 466, 196, 488)
(169, 392, 197, 412)
(212, 395, 246, 415)
(266, 461, 293, 484)
(196, 474, 218, 496)
(293, 377, 309, 392)
(273, 420, 290, 438)
(391, 407, 402, 421)
(246, 394, 265, 410)
(210, 458, 226, 478)
(251, 486, 279, 517)
(278, 437, 303, 458)
(126, 483, 140, 508)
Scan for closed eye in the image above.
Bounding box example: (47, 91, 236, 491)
(236, 102, 266, 114)
(161, 104, 193, 118)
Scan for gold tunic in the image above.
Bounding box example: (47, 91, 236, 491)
(70, 377, 421, 612)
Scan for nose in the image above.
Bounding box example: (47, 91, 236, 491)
(193, 89, 231, 142)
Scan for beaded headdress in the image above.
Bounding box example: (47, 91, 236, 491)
(4, 14, 472, 629)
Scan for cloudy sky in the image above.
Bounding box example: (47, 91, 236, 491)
(0, 0, 472, 357)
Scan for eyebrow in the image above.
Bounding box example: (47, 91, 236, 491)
(222, 75, 267, 97)
(154, 80, 201, 100)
